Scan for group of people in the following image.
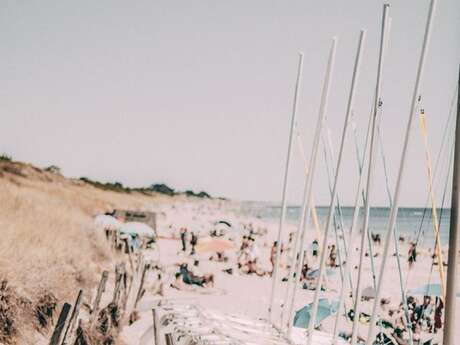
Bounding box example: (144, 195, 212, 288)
(386, 295, 444, 344)
(179, 227, 198, 255)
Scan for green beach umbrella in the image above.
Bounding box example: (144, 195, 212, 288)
(293, 299, 339, 328)
(407, 283, 460, 297)
(306, 268, 336, 279)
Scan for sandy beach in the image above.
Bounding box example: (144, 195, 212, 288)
(115, 198, 460, 344)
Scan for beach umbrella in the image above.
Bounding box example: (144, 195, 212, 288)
(216, 220, 232, 227)
(196, 238, 235, 253)
(293, 299, 339, 328)
(407, 283, 460, 297)
(120, 222, 155, 238)
(362, 286, 376, 300)
(94, 214, 121, 230)
(307, 268, 336, 279)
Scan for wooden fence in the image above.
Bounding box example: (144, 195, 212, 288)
(49, 229, 157, 345)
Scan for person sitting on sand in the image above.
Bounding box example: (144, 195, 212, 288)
(178, 263, 214, 288)
(171, 272, 189, 290)
(209, 251, 228, 262)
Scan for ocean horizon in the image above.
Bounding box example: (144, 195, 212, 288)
(240, 202, 451, 246)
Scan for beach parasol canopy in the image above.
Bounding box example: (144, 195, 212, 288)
(407, 283, 460, 297)
(196, 238, 235, 253)
(120, 222, 155, 238)
(293, 299, 339, 328)
(94, 214, 121, 231)
(307, 268, 336, 279)
(362, 286, 376, 300)
(216, 220, 232, 227)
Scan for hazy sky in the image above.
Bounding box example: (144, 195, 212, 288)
(1, 0, 459, 206)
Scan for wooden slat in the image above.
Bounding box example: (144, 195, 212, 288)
(61, 289, 83, 345)
(49, 303, 71, 345)
(134, 262, 149, 308)
(90, 271, 109, 324)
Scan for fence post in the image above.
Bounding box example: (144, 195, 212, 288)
(134, 262, 150, 308)
(152, 308, 161, 345)
(49, 303, 71, 345)
(112, 263, 123, 304)
(90, 271, 109, 325)
(61, 289, 83, 345)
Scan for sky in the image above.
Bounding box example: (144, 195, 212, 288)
(1, 0, 459, 206)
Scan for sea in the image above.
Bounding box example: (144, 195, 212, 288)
(239, 202, 451, 247)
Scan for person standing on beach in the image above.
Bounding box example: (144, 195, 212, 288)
(190, 231, 198, 255)
(312, 239, 319, 258)
(328, 244, 337, 267)
(408, 242, 417, 268)
(433, 297, 443, 333)
(270, 241, 279, 275)
(247, 238, 263, 276)
(180, 227, 188, 252)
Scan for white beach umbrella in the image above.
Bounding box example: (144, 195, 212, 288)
(120, 222, 155, 238)
(94, 214, 121, 231)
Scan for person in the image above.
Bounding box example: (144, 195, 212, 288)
(245, 238, 264, 276)
(190, 231, 198, 255)
(180, 228, 188, 252)
(408, 242, 417, 268)
(270, 241, 278, 275)
(371, 233, 381, 246)
(178, 263, 214, 287)
(301, 261, 310, 282)
(237, 236, 249, 269)
(209, 251, 228, 262)
(312, 239, 319, 258)
(433, 297, 443, 333)
(328, 244, 337, 267)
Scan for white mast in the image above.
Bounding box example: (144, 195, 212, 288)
(350, 5, 390, 344)
(443, 66, 460, 345)
(306, 29, 366, 345)
(332, 105, 373, 345)
(281, 38, 337, 334)
(365, 0, 438, 343)
(268, 52, 304, 323)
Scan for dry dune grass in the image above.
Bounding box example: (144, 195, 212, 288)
(0, 161, 164, 343)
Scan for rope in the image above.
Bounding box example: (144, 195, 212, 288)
(377, 125, 414, 343)
(295, 131, 323, 243)
(322, 130, 354, 296)
(418, 108, 446, 298)
(413, 84, 458, 246)
(350, 111, 378, 289)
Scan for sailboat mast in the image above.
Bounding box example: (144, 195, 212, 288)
(365, 0, 438, 343)
(282, 38, 337, 334)
(332, 102, 372, 345)
(306, 29, 366, 345)
(268, 52, 304, 323)
(351, 5, 390, 344)
(443, 66, 460, 345)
